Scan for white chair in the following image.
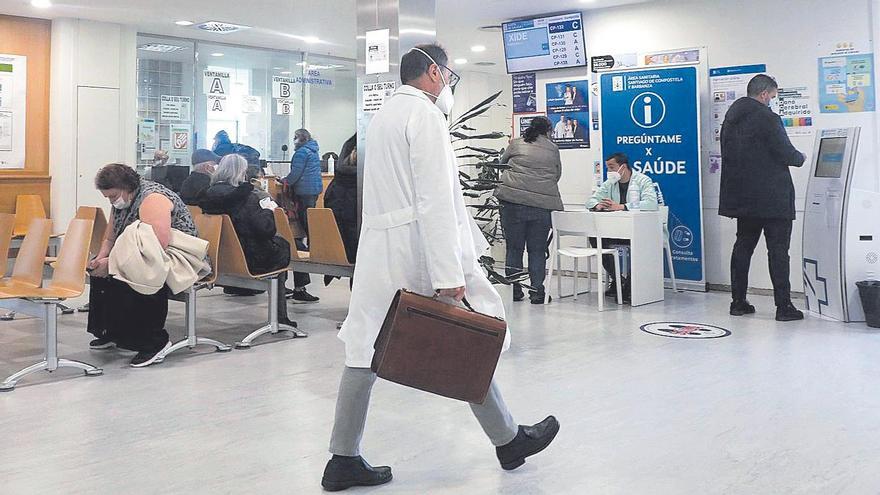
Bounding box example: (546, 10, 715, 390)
(659, 206, 678, 291)
(545, 210, 623, 310)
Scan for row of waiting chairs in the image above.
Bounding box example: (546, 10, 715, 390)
(0, 205, 354, 391)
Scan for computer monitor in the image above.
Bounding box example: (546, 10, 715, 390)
(150, 165, 190, 192)
(814, 137, 847, 178)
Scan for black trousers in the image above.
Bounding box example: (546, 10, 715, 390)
(293, 193, 319, 288)
(499, 201, 552, 297)
(87, 277, 169, 353)
(730, 217, 793, 307)
(589, 238, 630, 280)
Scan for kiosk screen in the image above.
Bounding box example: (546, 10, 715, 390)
(815, 137, 847, 178)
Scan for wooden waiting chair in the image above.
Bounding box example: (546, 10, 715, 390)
(12, 195, 48, 237)
(307, 208, 353, 267)
(158, 212, 232, 362)
(0, 213, 15, 274)
(211, 214, 307, 348)
(0, 218, 102, 391)
(186, 204, 203, 217)
(275, 208, 354, 278)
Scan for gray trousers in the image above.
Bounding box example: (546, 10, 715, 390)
(329, 367, 519, 456)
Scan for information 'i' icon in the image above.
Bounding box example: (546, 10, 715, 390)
(643, 95, 653, 125)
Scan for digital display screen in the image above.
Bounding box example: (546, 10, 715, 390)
(502, 13, 586, 74)
(815, 137, 847, 178)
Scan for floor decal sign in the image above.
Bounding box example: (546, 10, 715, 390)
(640, 322, 731, 339)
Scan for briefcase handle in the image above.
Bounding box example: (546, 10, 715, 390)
(433, 291, 477, 312)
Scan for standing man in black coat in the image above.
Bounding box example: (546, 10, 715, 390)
(720, 74, 806, 321)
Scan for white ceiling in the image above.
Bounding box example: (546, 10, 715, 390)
(2, 0, 652, 71)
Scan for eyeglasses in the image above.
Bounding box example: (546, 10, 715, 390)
(437, 63, 460, 92)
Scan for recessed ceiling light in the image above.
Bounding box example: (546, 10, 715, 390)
(471, 45, 486, 53)
(281, 71, 292, 75)
(210, 52, 224, 57)
(174, 20, 194, 26)
(138, 43, 187, 53)
(287, 34, 324, 44)
(31, 0, 51, 7)
(196, 21, 251, 34)
(580, 0, 596, 3)
(296, 61, 308, 66)
(454, 58, 468, 65)
(273, 66, 284, 70)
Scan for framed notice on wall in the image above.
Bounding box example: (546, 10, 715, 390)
(0, 54, 26, 169)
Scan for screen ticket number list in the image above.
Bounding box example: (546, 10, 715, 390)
(504, 13, 585, 73)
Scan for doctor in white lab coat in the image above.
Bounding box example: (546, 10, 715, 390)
(320, 44, 559, 492)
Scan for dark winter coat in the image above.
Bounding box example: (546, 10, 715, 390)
(286, 139, 323, 196)
(323, 153, 359, 263)
(719, 97, 805, 220)
(199, 181, 290, 274)
(178, 171, 211, 206)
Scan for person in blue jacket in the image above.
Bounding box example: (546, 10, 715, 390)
(284, 128, 323, 303)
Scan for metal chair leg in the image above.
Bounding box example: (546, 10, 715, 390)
(0, 303, 102, 391)
(613, 253, 623, 305)
(665, 239, 679, 292)
(158, 287, 232, 361)
(236, 278, 306, 349)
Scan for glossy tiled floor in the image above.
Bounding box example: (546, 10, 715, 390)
(1, 282, 878, 494)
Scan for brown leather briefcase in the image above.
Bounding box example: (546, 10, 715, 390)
(371, 289, 507, 404)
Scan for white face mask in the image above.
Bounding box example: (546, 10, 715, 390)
(607, 171, 622, 183)
(412, 48, 455, 115)
(112, 195, 131, 210)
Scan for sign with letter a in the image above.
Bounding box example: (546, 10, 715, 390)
(203, 70, 230, 96)
(207, 95, 227, 116)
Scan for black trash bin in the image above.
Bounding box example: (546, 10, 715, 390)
(856, 280, 880, 328)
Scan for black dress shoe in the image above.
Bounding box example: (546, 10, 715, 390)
(321, 455, 392, 492)
(530, 295, 551, 305)
(513, 292, 525, 302)
(496, 415, 560, 471)
(776, 303, 804, 321)
(730, 299, 756, 316)
(287, 288, 320, 303)
(604, 282, 617, 297)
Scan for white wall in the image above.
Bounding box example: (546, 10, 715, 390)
(50, 18, 137, 233)
(489, 0, 877, 293)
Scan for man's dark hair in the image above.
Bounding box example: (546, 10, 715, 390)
(747, 74, 778, 97)
(606, 152, 629, 166)
(95, 163, 140, 192)
(400, 43, 448, 85)
(523, 116, 552, 143)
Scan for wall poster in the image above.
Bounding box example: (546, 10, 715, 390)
(169, 124, 191, 159)
(0, 54, 26, 169)
(512, 73, 537, 113)
(545, 79, 590, 149)
(160, 95, 191, 122)
(709, 64, 767, 152)
(818, 53, 875, 113)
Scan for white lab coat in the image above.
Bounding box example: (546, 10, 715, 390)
(338, 84, 511, 368)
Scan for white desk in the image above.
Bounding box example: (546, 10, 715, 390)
(582, 209, 665, 307)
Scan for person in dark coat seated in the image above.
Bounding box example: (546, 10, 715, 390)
(200, 154, 297, 327)
(179, 149, 219, 206)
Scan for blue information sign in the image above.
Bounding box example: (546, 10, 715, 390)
(600, 66, 704, 283)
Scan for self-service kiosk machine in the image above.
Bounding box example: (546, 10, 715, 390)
(803, 127, 880, 322)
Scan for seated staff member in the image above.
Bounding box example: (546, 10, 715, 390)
(585, 152, 658, 301)
(87, 163, 197, 367)
(200, 154, 298, 328)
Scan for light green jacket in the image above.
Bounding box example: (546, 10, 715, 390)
(586, 171, 658, 211)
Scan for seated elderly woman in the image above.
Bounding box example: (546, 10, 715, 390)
(87, 163, 197, 367)
(200, 154, 297, 328)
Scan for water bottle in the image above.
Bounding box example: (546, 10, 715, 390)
(628, 187, 640, 210)
(327, 156, 336, 175)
